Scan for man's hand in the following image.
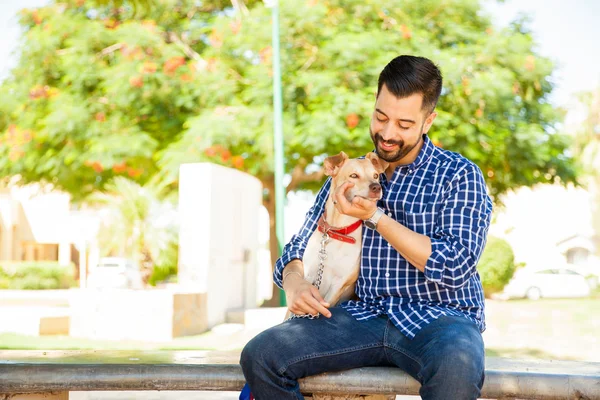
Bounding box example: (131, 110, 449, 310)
(283, 273, 332, 318)
(334, 181, 378, 220)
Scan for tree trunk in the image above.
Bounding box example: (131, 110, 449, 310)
(261, 177, 283, 307)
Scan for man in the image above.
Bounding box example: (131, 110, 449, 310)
(240, 55, 493, 400)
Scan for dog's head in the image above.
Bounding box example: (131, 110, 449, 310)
(324, 152, 389, 203)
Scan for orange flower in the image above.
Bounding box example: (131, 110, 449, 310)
(232, 155, 244, 169)
(129, 76, 144, 88)
(32, 10, 42, 25)
(112, 162, 127, 173)
(95, 112, 106, 122)
(141, 62, 158, 74)
(163, 56, 186, 75)
(346, 113, 360, 129)
(400, 25, 412, 39)
(204, 146, 218, 157)
(127, 167, 143, 178)
(91, 161, 104, 173)
(221, 150, 231, 162)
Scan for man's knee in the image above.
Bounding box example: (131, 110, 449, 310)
(419, 318, 485, 399)
(435, 319, 483, 376)
(241, 330, 271, 373)
(241, 325, 291, 376)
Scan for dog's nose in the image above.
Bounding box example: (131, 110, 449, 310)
(369, 183, 381, 193)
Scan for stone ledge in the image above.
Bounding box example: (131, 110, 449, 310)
(1, 350, 599, 400)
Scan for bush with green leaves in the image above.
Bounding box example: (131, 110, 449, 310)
(0, 262, 77, 290)
(148, 236, 178, 286)
(477, 236, 516, 297)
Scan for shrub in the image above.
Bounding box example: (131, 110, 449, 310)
(148, 238, 178, 286)
(477, 236, 516, 297)
(0, 262, 77, 290)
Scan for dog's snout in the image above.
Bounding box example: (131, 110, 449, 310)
(369, 183, 381, 193)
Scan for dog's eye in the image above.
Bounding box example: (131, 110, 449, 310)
(374, 173, 379, 179)
(350, 173, 358, 178)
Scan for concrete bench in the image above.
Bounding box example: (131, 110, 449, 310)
(1, 350, 599, 399)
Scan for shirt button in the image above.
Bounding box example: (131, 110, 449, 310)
(388, 212, 392, 217)
(387, 243, 392, 247)
(385, 273, 390, 277)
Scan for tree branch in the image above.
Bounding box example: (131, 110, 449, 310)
(286, 165, 324, 194)
(97, 43, 124, 57)
(167, 32, 207, 69)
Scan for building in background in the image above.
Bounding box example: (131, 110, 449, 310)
(0, 183, 100, 282)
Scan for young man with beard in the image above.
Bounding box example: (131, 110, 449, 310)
(240, 55, 493, 400)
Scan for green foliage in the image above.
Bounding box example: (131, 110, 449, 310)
(478, 236, 516, 297)
(0, 0, 578, 201)
(89, 176, 177, 280)
(0, 262, 77, 290)
(148, 235, 178, 286)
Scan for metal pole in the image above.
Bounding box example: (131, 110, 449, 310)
(270, 0, 286, 306)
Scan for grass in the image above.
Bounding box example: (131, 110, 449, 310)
(1, 296, 599, 361)
(482, 295, 600, 361)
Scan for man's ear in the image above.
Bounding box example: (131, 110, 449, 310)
(366, 152, 389, 174)
(324, 151, 349, 177)
(423, 111, 437, 134)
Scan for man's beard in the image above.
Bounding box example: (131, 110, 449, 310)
(370, 129, 423, 163)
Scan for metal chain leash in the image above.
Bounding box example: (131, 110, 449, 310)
(288, 231, 330, 320)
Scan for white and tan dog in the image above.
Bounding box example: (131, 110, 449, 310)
(298, 151, 388, 310)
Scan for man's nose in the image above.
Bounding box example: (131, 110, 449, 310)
(369, 183, 381, 193)
(379, 124, 396, 141)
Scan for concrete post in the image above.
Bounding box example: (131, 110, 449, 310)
(178, 163, 262, 328)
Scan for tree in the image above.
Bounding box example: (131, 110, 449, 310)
(90, 176, 178, 284)
(572, 88, 600, 255)
(0, 0, 578, 303)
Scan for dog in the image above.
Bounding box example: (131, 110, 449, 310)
(287, 151, 388, 318)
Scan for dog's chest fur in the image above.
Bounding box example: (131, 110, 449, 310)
(302, 225, 363, 304)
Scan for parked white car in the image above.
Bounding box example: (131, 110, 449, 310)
(88, 257, 144, 289)
(502, 267, 591, 300)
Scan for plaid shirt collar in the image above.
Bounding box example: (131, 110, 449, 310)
(381, 134, 436, 185)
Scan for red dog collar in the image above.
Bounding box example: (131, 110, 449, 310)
(317, 211, 362, 244)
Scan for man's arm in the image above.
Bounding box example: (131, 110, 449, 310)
(420, 163, 492, 290)
(334, 162, 492, 291)
(374, 216, 431, 272)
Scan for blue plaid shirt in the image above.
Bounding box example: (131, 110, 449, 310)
(274, 134, 493, 338)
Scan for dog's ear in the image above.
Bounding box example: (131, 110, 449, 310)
(366, 152, 389, 174)
(324, 151, 349, 177)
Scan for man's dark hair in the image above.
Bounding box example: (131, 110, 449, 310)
(377, 55, 443, 113)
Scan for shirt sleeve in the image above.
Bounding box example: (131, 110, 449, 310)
(424, 162, 493, 290)
(273, 178, 331, 289)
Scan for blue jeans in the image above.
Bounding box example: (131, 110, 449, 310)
(240, 307, 484, 400)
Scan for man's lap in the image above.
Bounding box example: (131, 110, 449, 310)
(242, 306, 483, 383)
